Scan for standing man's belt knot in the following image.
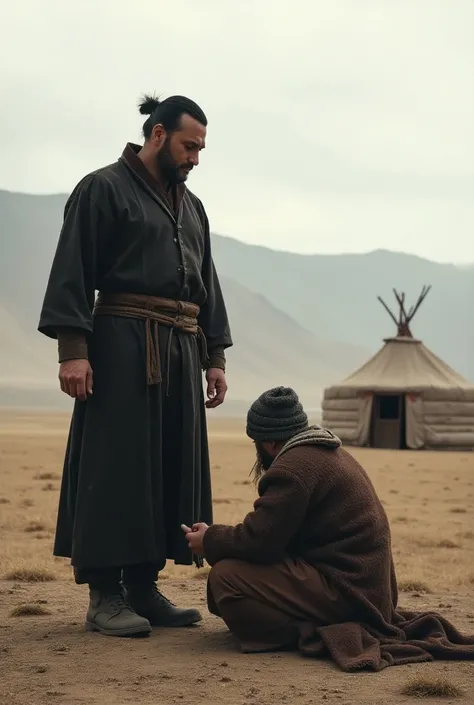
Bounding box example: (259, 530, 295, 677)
(93, 292, 210, 392)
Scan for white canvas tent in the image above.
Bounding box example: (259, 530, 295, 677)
(322, 287, 474, 450)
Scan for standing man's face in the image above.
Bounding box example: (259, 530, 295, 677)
(153, 114, 206, 185)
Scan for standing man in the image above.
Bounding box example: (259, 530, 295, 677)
(38, 94, 233, 637)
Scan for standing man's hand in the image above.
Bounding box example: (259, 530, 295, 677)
(59, 359, 93, 402)
(205, 368, 227, 409)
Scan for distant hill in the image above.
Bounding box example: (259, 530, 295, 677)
(220, 277, 368, 404)
(0, 277, 368, 410)
(0, 303, 69, 411)
(211, 235, 474, 381)
(0, 190, 66, 330)
(0, 190, 369, 411)
(1, 188, 472, 412)
(0, 305, 57, 385)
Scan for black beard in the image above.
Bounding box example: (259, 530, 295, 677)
(251, 440, 274, 483)
(156, 139, 185, 186)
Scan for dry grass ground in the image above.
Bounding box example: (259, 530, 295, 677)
(0, 410, 473, 704)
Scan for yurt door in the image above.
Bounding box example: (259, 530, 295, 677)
(371, 394, 405, 449)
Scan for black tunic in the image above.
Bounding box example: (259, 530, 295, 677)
(38, 144, 232, 570)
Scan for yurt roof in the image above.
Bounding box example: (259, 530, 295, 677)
(332, 336, 473, 392)
(325, 286, 474, 394)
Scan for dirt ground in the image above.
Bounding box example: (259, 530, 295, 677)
(1, 410, 473, 705)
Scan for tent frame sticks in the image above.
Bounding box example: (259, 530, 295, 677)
(377, 285, 432, 338)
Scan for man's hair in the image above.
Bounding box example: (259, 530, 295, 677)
(138, 93, 208, 139)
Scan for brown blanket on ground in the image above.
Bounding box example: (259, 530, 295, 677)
(203, 428, 474, 671)
(298, 609, 474, 672)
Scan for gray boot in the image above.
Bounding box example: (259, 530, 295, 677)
(85, 586, 152, 637)
(125, 582, 202, 627)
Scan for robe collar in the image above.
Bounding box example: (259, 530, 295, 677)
(121, 142, 185, 216)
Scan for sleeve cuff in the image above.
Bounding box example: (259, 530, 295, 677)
(57, 329, 89, 362)
(202, 525, 223, 566)
(207, 348, 226, 371)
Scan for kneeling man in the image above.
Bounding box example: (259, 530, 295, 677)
(183, 386, 474, 671)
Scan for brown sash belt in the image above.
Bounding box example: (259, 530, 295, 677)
(93, 292, 209, 392)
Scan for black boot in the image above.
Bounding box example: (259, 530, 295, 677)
(125, 582, 202, 627)
(85, 585, 152, 637)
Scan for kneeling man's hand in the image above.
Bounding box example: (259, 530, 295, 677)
(181, 522, 209, 557)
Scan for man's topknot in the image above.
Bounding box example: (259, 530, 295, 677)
(138, 94, 161, 116)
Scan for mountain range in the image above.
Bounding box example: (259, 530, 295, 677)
(1, 188, 473, 412)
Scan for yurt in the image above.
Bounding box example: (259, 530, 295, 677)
(322, 287, 474, 450)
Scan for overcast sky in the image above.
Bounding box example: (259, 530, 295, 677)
(1, 0, 473, 263)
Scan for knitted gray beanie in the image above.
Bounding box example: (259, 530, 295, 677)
(246, 387, 309, 441)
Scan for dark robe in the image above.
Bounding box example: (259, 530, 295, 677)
(38, 143, 232, 573)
